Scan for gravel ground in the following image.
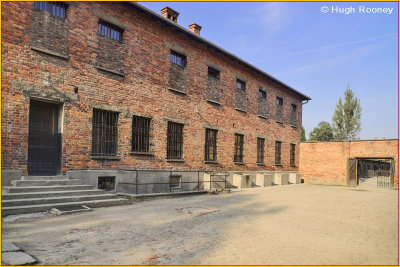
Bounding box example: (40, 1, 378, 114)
(2, 183, 398, 265)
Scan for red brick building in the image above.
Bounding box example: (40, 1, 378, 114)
(1, 2, 310, 193)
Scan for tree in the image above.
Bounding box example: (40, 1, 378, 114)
(308, 121, 334, 141)
(331, 85, 362, 141)
(301, 126, 306, 142)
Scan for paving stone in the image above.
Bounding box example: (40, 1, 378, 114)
(1, 240, 20, 252)
(1, 251, 37, 265)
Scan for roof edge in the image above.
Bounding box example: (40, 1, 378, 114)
(125, 2, 311, 101)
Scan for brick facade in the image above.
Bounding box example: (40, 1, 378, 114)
(299, 140, 399, 188)
(1, 2, 309, 180)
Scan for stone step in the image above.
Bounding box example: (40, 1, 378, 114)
(2, 194, 118, 207)
(10, 179, 81, 187)
(2, 190, 106, 200)
(3, 185, 94, 193)
(21, 175, 69, 180)
(2, 198, 130, 216)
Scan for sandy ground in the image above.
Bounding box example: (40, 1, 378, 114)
(2, 183, 398, 265)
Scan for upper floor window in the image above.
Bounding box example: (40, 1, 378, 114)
(276, 96, 284, 122)
(290, 104, 297, 126)
(236, 79, 246, 91)
(34, 2, 68, 19)
(258, 89, 267, 100)
(170, 50, 186, 68)
(132, 116, 151, 153)
(98, 20, 123, 42)
(208, 67, 220, 80)
(275, 141, 282, 165)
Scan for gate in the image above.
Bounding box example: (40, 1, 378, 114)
(28, 100, 61, 175)
(210, 172, 228, 189)
(347, 158, 357, 187)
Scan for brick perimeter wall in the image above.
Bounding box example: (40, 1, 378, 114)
(299, 140, 399, 188)
(1, 2, 305, 175)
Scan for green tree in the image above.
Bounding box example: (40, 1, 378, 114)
(332, 85, 362, 141)
(301, 126, 306, 142)
(308, 121, 334, 141)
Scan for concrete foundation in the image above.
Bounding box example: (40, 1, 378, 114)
(232, 173, 252, 189)
(289, 173, 301, 184)
(274, 173, 289, 185)
(1, 170, 22, 189)
(255, 173, 274, 187)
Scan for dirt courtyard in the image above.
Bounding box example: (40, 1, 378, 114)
(2, 183, 398, 265)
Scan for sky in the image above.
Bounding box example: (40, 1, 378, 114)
(140, 1, 399, 140)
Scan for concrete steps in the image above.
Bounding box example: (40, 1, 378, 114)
(2, 175, 129, 216)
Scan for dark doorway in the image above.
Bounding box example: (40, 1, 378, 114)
(28, 100, 61, 175)
(351, 157, 394, 188)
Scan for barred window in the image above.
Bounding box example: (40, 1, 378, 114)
(208, 67, 220, 80)
(205, 129, 218, 161)
(34, 1, 68, 19)
(132, 116, 151, 153)
(92, 109, 118, 157)
(170, 175, 182, 188)
(290, 143, 296, 167)
(236, 79, 246, 91)
(234, 134, 244, 163)
(167, 122, 184, 159)
(170, 50, 186, 68)
(257, 138, 265, 163)
(258, 89, 266, 100)
(275, 141, 282, 165)
(290, 104, 297, 127)
(276, 97, 283, 122)
(98, 20, 123, 42)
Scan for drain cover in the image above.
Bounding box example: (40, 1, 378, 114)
(175, 207, 220, 215)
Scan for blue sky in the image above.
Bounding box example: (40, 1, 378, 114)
(139, 1, 399, 140)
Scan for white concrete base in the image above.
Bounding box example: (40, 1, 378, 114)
(256, 173, 273, 187)
(274, 173, 289, 185)
(233, 174, 251, 189)
(289, 173, 301, 184)
(203, 173, 211, 190)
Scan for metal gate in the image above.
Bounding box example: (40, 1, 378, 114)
(28, 100, 61, 175)
(210, 172, 228, 189)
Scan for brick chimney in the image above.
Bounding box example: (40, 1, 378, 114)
(161, 7, 179, 23)
(189, 23, 202, 35)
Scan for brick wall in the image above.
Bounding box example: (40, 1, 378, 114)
(1, 2, 306, 175)
(300, 140, 399, 188)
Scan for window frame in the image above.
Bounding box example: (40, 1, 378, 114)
(207, 67, 220, 80)
(170, 50, 186, 68)
(98, 19, 124, 42)
(169, 175, 182, 189)
(275, 141, 282, 165)
(234, 134, 244, 163)
(290, 103, 297, 127)
(34, 1, 68, 19)
(131, 116, 151, 154)
(257, 138, 265, 164)
(276, 96, 284, 122)
(236, 79, 246, 91)
(91, 109, 119, 157)
(204, 128, 218, 162)
(290, 143, 296, 167)
(166, 121, 184, 160)
(258, 89, 267, 101)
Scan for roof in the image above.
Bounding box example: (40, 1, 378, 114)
(124, 2, 311, 101)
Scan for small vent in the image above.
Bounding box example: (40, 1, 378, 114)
(170, 175, 182, 189)
(98, 176, 116, 191)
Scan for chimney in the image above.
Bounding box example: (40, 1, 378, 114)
(161, 7, 179, 23)
(189, 23, 202, 35)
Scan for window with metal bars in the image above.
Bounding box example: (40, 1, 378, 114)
(132, 116, 151, 153)
(205, 129, 218, 161)
(208, 67, 220, 80)
(98, 20, 123, 42)
(234, 134, 244, 163)
(34, 1, 68, 19)
(167, 122, 184, 159)
(170, 175, 182, 188)
(92, 109, 118, 157)
(290, 143, 296, 167)
(275, 141, 282, 165)
(170, 50, 186, 68)
(290, 104, 297, 126)
(276, 97, 284, 122)
(257, 138, 265, 163)
(258, 89, 267, 100)
(236, 79, 246, 91)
